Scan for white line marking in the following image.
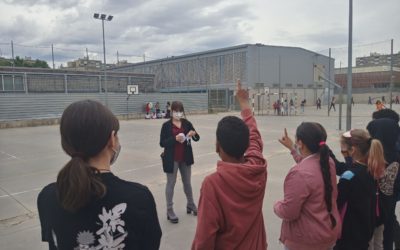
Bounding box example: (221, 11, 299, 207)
(0, 150, 18, 159)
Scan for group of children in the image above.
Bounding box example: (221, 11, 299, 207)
(273, 98, 296, 116)
(37, 79, 400, 250)
(145, 101, 171, 119)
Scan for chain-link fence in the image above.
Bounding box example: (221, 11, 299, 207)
(0, 68, 154, 93)
(317, 40, 400, 103)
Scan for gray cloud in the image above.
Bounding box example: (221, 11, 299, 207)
(1, 0, 399, 68)
(6, 0, 81, 9)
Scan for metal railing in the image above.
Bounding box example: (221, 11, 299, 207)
(0, 71, 154, 94)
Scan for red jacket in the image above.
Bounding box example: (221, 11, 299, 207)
(192, 108, 268, 250)
(274, 154, 341, 250)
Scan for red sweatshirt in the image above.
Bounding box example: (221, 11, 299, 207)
(192, 108, 268, 250)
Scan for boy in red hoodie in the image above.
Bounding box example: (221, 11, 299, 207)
(192, 80, 268, 250)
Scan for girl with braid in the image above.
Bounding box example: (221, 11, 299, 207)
(275, 122, 341, 250)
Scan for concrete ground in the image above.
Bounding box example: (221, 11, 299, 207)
(1, 103, 400, 250)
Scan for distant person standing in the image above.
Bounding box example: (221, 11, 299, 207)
(165, 102, 171, 118)
(396, 96, 399, 104)
(329, 96, 336, 112)
(284, 99, 289, 116)
(317, 98, 322, 110)
(382, 96, 386, 104)
(376, 100, 385, 111)
(280, 100, 285, 116)
(351, 97, 355, 107)
(300, 99, 306, 113)
(369, 96, 372, 105)
(289, 99, 295, 115)
(160, 101, 200, 224)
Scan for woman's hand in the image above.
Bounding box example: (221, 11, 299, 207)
(176, 133, 186, 143)
(187, 130, 196, 138)
(278, 128, 294, 151)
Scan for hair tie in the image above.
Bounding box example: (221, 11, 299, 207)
(319, 141, 326, 146)
(71, 152, 85, 159)
(368, 137, 373, 145)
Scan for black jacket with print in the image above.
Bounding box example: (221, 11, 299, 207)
(37, 173, 162, 250)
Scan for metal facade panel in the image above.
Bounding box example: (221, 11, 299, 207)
(0, 93, 207, 121)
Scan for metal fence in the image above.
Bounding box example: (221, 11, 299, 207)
(0, 70, 154, 93)
(0, 93, 208, 121)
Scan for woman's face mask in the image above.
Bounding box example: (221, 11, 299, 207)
(172, 111, 184, 119)
(294, 143, 301, 156)
(110, 144, 121, 165)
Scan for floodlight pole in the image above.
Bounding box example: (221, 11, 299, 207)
(390, 39, 394, 109)
(94, 13, 113, 107)
(346, 0, 353, 130)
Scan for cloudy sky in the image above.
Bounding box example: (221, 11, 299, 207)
(0, 0, 399, 68)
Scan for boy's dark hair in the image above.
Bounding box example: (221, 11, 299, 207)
(372, 109, 400, 123)
(57, 100, 119, 212)
(216, 116, 249, 159)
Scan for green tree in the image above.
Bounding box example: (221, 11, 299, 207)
(2, 56, 50, 68)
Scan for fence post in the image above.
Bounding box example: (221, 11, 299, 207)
(64, 74, 68, 94)
(99, 75, 102, 93)
(24, 72, 28, 94)
(1, 74, 4, 91)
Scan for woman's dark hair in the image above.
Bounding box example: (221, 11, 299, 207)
(296, 122, 336, 229)
(372, 109, 400, 123)
(216, 116, 249, 159)
(171, 101, 184, 112)
(170, 101, 187, 119)
(57, 100, 119, 212)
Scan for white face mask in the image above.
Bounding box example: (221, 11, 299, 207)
(110, 144, 121, 165)
(294, 143, 301, 156)
(172, 111, 183, 119)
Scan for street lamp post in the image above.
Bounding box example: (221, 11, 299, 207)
(346, 0, 353, 130)
(94, 13, 113, 107)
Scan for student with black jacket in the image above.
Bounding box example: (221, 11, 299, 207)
(368, 112, 400, 250)
(160, 101, 200, 223)
(37, 100, 162, 250)
(334, 129, 386, 250)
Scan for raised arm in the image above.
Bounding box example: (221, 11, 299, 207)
(279, 128, 303, 163)
(236, 80, 265, 165)
(329, 149, 352, 176)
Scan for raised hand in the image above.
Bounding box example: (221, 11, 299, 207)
(278, 128, 294, 151)
(235, 79, 250, 109)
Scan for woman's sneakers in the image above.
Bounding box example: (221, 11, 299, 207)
(186, 203, 198, 216)
(167, 209, 179, 224)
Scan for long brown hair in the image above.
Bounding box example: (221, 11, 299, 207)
(341, 129, 386, 179)
(57, 100, 119, 212)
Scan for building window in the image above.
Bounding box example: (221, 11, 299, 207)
(374, 83, 389, 88)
